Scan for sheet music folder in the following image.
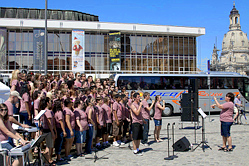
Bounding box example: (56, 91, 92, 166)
(34, 110, 46, 121)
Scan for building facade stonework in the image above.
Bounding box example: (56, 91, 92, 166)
(211, 4, 249, 75)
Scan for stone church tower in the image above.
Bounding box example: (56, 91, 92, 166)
(211, 3, 249, 75)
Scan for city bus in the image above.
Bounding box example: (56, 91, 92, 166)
(113, 72, 249, 116)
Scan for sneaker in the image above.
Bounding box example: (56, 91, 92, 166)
(96, 145, 102, 150)
(106, 142, 111, 147)
(134, 150, 143, 156)
(120, 142, 125, 145)
(63, 156, 71, 161)
(113, 141, 120, 147)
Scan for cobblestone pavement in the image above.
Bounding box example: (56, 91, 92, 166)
(62, 115, 249, 166)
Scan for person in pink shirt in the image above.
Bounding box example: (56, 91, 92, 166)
(19, 84, 32, 126)
(141, 92, 155, 146)
(0, 103, 28, 166)
(63, 98, 75, 160)
(130, 93, 144, 156)
(95, 97, 106, 150)
(153, 95, 165, 143)
(212, 92, 235, 152)
(10, 69, 21, 93)
(112, 94, 123, 147)
(74, 99, 88, 156)
(53, 99, 67, 162)
(40, 97, 57, 164)
(101, 97, 112, 147)
(74, 72, 82, 88)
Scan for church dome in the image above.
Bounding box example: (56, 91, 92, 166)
(222, 30, 249, 51)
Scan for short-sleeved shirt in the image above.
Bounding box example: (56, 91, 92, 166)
(101, 104, 112, 123)
(42, 108, 54, 130)
(141, 100, 150, 120)
(131, 102, 143, 124)
(11, 80, 21, 93)
(234, 98, 241, 107)
(55, 111, 65, 129)
(74, 108, 89, 131)
(4, 100, 13, 116)
(0, 120, 12, 141)
(86, 106, 98, 125)
(64, 107, 75, 129)
(33, 99, 40, 123)
(96, 105, 105, 126)
(20, 93, 30, 113)
(74, 81, 82, 88)
(120, 103, 126, 120)
(154, 101, 162, 120)
(220, 102, 234, 122)
(113, 102, 122, 121)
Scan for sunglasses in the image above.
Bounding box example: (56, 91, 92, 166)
(0, 108, 8, 111)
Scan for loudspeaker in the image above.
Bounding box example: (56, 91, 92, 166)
(172, 136, 190, 151)
(181, 93, 199, 122)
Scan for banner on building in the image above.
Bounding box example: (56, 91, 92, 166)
(0, 28, 7, 70)
(72, 30, 85, 72)
(33, 29, 45, 72)
(109, 32, 121, 71)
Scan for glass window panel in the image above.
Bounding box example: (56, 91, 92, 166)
(153, 36, 158, 54)
(9, 32, 16, 41)
(169, 36, 173, 55)
(16, 33, 22, 42)
(130, 35, 136, 53)
(15, 41, 21, 50)
(23, 42, 29, 51)
(8, 41, 15, 51)
(174, 36, 178, 55)
(179, 37, 183, 55)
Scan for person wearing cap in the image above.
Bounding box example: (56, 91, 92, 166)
(4, 91, 30, 128)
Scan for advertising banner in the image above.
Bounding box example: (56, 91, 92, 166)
(33, 28, 45, 71)
(72, 30, 85, 72)
(109, 32, 121, 71)
(0, 28, 7, 70)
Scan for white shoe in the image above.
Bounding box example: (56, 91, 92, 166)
(120, 142, 125, 145)
(113, 141, 120, 147)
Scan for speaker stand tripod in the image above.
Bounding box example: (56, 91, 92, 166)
(193, 116, 212, 152)
(85, 149, 109, 163)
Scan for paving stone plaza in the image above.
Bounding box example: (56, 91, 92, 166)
(65, 115, 248, 166)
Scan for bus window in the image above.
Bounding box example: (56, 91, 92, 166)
(199, 77, 208, 89)
(210, 77, 217, 89)
(217, 78, 226, 89)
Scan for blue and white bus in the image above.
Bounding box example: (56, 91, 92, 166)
(113, 72, 249, 116)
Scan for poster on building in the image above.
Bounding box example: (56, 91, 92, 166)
(0, 28, 7, 70)
(109, 32, 121, 71)
(33, 28, 45, 72)
(72, 30, 85, 72)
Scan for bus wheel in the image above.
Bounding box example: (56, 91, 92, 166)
(150, 108, 155, 117)
(162, 104, 173, 117)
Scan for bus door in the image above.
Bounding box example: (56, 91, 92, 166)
(244, 78, 249, 111)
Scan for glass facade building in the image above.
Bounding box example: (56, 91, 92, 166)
(0, 7, 204, 75)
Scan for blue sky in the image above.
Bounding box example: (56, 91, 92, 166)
(2, 0, 249, 71)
